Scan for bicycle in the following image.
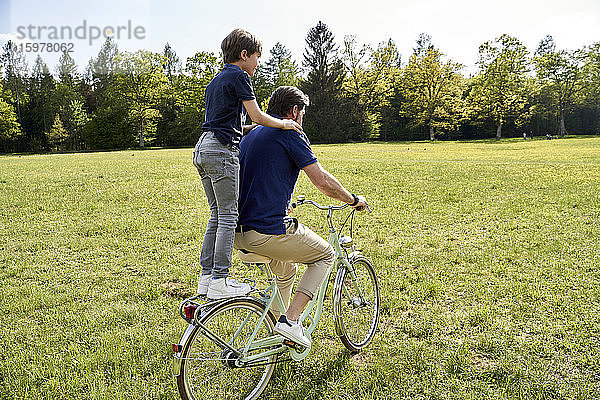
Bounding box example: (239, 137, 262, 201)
(172, 195, 380, 400)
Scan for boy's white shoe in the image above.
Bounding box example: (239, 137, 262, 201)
(197, 274, 211, 295)
(274, 315, 311, 348)
(206, 277, 251, 299)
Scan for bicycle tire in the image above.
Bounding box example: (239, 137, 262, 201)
(333, 256, 380, 352)
(176, 297, 277, 400)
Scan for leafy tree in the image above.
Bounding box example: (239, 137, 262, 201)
(67, 99, 90, 148)
(185, 51, 220, 82)
(533, 35, 584, 136)
(343, 36, 401, 137)
(182, 50, 220, 119)
(113, 50, 168, 147)
(31, 56, 55, 129)
(302, 22, 342, 90)
(82, 106, 135, 149)
(172, 51, 221, 144)
(87, 38, 119, 77)
(24, 56, 56, 147)
(155, 43, 185, 146)
(85, 37, 119, 111)
(0, 97, 21, 143)
(56, 51, 78, 86)
(0, 79, 22, 151)
(82, 38, 130, 150)
(1, 41, 28, 127)
(378, 82, 410, 141)
(251, 65, 271, 110)
(575, 42, 600, 134)
(523, 77, 550, 136)
(266, 43, 298, 84)
(582, 42, 600, 102)
(413, 33, 434, 57)
(253, 43, 299, 109)
(469, 34, 530, 138)
(52, 52, 87, 150)
(264, 43, 299, 91)
(47, 114, 68, 151)
(400, 41, 464, 140)
(300, 21, 365, 143)
(163, 42, 182, 82)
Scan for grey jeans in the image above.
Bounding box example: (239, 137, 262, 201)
(193, 132, 239, 278)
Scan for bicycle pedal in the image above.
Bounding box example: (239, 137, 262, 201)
(282, 339, 307, 351)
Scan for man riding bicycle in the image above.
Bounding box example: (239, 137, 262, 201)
(234, 85, 368, 348)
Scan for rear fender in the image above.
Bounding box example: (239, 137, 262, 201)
(172, 323, 196, 377)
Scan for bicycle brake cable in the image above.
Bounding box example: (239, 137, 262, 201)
(339, 208, 354, 237)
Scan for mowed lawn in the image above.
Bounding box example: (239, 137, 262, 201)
(1, 137, 599, 399)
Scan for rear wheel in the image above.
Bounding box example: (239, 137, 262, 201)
(333, 256, 380, 352)
(176, 298, 277, 400)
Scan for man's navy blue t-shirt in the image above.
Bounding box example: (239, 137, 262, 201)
(238, 121, 317, 235)
(202, 64, 255, 147)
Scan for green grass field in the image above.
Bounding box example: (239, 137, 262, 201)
(1, 136, 599, 399)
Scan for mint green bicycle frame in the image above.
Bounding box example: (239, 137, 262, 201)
(188, 209, 366, 365)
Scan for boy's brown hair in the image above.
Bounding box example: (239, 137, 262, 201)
(267, 86, 310, 117)
(221, 29, 262, 63)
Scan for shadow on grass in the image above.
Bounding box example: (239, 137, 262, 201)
(267, 348, 351, 400)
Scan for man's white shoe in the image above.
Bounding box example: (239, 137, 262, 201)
(274, 315, 311, 348)
(197, 274, 211, 295)
(206, 277, 251, 299)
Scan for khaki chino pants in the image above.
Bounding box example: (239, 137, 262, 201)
(234, 220, 335, 312)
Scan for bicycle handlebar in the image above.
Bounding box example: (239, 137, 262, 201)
(291, 196, 372, 213)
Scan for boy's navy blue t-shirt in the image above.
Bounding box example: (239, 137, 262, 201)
(202, 64, 255, 147)
(238, 121, 317, 235)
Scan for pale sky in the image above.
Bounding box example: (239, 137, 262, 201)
(1, 0, 599, 75)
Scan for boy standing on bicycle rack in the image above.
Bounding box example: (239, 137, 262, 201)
(234, 86, 368, 347)
(193, 29, 303, 300)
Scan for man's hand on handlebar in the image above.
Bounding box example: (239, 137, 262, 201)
(353, 195, 368, 211)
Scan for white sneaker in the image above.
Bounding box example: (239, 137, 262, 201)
(197, 274, 211, 295)
(206, 277, 251, 299)
(274, 315, 311, 348)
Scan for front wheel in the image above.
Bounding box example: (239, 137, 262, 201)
(176, 297, 277, 400)
(333, 256, 380, 352)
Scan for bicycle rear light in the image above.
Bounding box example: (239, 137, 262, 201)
(172, 344, 183, 353)
(184, 303, 199, 320)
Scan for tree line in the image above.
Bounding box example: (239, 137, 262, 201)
(1, 21, 599, 153)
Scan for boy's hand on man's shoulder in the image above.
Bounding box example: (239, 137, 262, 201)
(282, 119, 303, 134)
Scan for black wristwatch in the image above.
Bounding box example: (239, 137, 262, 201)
(349, 193, 359, 207)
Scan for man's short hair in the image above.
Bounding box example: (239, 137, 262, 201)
(266, 86, 310, 117)
(221, 29, 262, 63)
